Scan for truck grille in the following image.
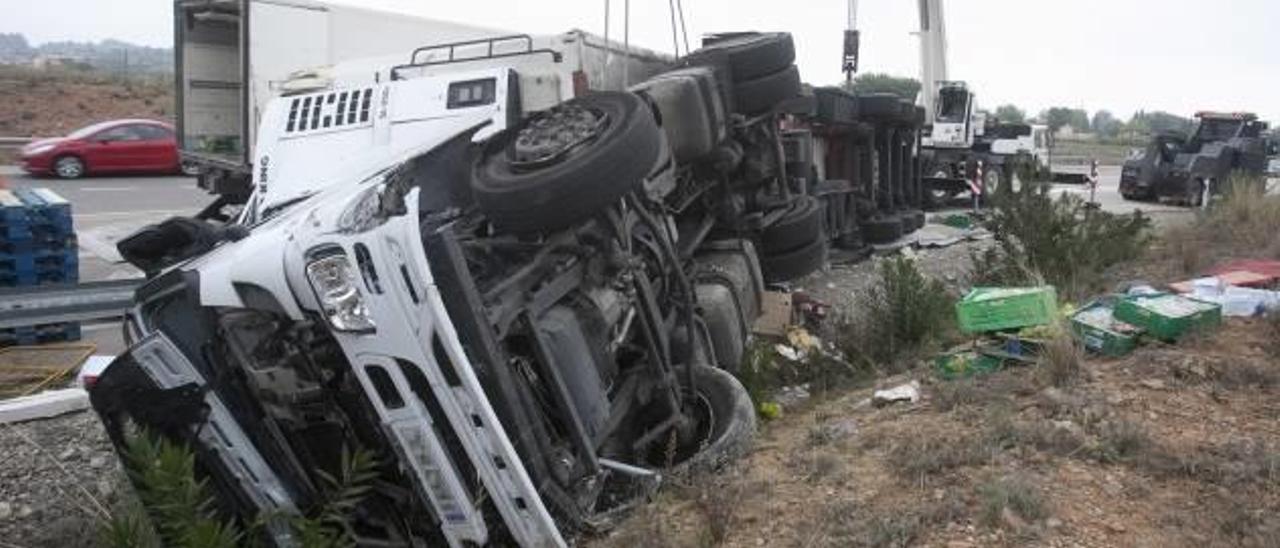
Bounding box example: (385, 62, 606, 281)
(286, 88, 374, 134)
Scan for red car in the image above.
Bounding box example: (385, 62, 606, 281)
(19, 119, 196, 179)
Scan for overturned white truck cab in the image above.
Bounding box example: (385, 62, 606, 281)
(95, 32, 828, 546)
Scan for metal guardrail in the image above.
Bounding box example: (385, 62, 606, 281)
(0, 279, 143, 329)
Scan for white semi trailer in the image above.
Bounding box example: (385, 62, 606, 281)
(175, 0, 667, 204)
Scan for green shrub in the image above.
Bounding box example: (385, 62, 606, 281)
(838, 256, 956, 369)
(973, 183, 1151, 300)
(103, 430, 379, 547)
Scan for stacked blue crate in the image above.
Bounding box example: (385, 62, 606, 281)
(0, 188, 80, 346)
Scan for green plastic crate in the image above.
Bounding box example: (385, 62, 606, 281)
(1112, 293, 1221, 342)
(956, 286, 1058, 333)
(933, 352, 1003, 380)
(1070, 301, 1141, 357)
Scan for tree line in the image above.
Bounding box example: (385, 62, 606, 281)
(843, 73, 1276, 142)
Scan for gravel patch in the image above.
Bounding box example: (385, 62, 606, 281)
(792, 238, 993, 319)
(0, 410, 131, 547)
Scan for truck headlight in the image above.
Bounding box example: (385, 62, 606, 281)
(305, 248, 375, 333)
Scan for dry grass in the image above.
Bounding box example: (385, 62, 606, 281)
(1264, 311, 1280, 359)
(1157, 175, 1280, 275)
(1037, 323, 1085, 388)
(816, 495, 968, 548)
(886, 430, 992, 484)
(693, 474, 748, 545)
(977, 475, 1049, 528)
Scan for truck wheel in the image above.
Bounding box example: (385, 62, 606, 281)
(53, 155, 85, 179)
(923, 185, 950, 210)
(472, 92, 662, 233)
(984, 166, 1005, 196)
(732, 65, 801, 116)
(684, 32, 795, 82)
(180, 161, 202, 177)
(903, 210, 926, 233)
(759, 197, 822, 254)
(860, 215, 904, 244)
(667, 365, 757, 477)
(760, 238, 827, 283)
(1184, 179, 1206, 207)
(856, 94, 902, 119)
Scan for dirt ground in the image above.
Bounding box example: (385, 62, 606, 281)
(592, 315, 1279, 548)
(0, 66, 173, 138)
(591, 228, 1280, 548)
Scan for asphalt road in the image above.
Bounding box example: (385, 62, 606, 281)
(933, 165, 1194, 228)
(1, 166, 211, 282)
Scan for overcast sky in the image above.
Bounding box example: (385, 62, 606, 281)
(5, 0, 1278, 123)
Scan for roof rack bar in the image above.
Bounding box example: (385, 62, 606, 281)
(391, 34, 563, 81)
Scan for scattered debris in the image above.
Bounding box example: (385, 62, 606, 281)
(0, 388, 89, 424)
(0, 343, 94, 398)
(872, 380, 921, 407)
(754, 291, 794, 337)
(1071, 300, 1142, 356)
(785, 327, 820, 353)
(956, 286, 1058, 333)
(934, 350, 1003, 380)
(774, 384, 812, 408)
(1113, 293, 1221, 342)
(775, 344, 804, 362)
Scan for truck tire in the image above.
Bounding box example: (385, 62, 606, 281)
(760, 197, 822, 254)
(1184, 178, 1206, 207)
(685, 32, 795, 82)
(860, 215, 904, 244)
(668, 365, 757, 477)
(857, 94, 902, 119)
(760, 238, 827, 283)
(472, 92, 662, 233)
(903, 210, 926, 233)
(732, 65, 801, 115)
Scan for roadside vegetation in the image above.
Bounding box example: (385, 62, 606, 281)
(597, 177, 1280, 547)
(971, 181, 1152, 300)
(1159, 173, 1280, 275)
(101, 430, 375, 547)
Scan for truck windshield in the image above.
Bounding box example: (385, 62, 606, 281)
(1194, 119, 1243, 142)
(937, 89, 969, 124)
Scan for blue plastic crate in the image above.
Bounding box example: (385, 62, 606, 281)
(0, 322, 82, 347)
(0, 188, 74, 241)
(0, 248, 78, 287)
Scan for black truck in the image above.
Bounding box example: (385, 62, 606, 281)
(1121, 112, 1270, 204)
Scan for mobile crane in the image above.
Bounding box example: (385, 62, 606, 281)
(844, 0, 1029, 207)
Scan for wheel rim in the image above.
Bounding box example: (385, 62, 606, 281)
(55, 158, 82, 178)
(984, 169, 1001, 194)
(508, 104, 609, 171)
(181, 162, 200, 176)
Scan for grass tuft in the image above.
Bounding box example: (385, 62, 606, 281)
(977, 475, 1049, 528)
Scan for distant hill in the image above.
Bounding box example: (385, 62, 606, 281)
(0, 33, 172, 74)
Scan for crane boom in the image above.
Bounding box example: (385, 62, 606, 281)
(917, 0, 948, 121)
